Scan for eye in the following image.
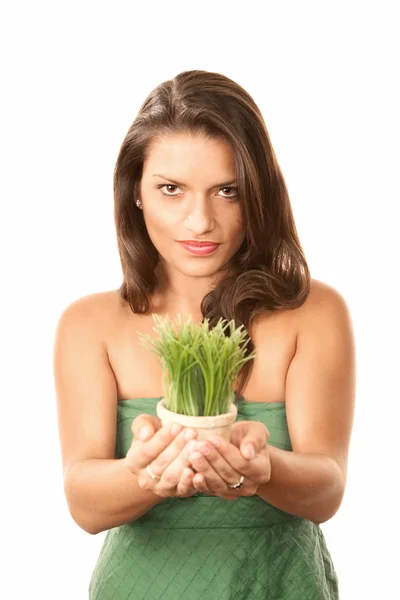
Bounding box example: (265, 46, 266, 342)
(218, 186, 239, 199)
(157, 184, 239, 200)
(158, 184, 181, 197)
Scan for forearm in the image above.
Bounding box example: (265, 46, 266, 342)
(64, 458, 164, 535)
(256, 446, 345, 524)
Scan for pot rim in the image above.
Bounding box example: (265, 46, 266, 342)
(156, 397, 237, 428)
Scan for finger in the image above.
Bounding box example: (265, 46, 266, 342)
(191, 442, 242, 488)
(193, 466, 239, 500)
(192, 471, 237, 501)
(207, 435, 259, 475)
(126, 422, 184, 470)
(151, 428, 198, 472)
(155, 439, 198, 489)
(188, 449, 234, 496)
(192, 472, 213, 494)
(131, 414, 162, 441)
(207, 435, 271, 485)
(176, 467, 197, 497)
(229, 421, 270, 459)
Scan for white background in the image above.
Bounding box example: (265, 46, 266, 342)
(1, 1, 398, 598)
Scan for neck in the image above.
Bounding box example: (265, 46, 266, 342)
(150, 262, 216, 322)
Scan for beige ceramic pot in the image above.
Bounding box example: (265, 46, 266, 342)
(156, 398, 238, 442)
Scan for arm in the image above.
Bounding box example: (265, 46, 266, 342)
(256, 283, 356, 524)
(256, 447, 344, 524)
(64, 458, 164, 534)
(53, 295, 164, 536)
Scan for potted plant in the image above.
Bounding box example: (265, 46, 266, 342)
(137, 314, 256, 441)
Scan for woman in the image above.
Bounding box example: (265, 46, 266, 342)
(53, 69, 356, 599)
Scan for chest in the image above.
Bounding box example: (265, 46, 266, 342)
(106, 307, 298, 403)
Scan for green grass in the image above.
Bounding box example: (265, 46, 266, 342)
(137, 313, 256, 416)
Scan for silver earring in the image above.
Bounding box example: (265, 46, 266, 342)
(136, 199, 142, 208)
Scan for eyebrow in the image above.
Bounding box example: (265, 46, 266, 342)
(152, 173, 237, 190)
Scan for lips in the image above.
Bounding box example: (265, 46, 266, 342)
(178, 241, 220, 246)
(178, 241, 220, 256)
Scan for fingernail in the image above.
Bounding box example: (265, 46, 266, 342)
(139, 426, 151, 440)
(184, 428, 196, 441)
(185, 440, 197, 452)
(208, 436, 221, 447)
(170, 423, 182, 435)
(190, 451, 203, 460)
(242, 443, 255, 459)
(198, 444, 211, 456)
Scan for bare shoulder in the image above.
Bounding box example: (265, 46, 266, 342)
(306, 277, 351, 307)
(250, 277, 353, 340)
(298, 278, 354, 335)
(54, 290, 121, 339)
(56, 289, 118, 319)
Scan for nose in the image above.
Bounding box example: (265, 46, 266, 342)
(184, 197, 215, 234)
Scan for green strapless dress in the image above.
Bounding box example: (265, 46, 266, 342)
(89, 397, 339, 599)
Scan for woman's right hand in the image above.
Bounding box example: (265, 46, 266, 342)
(125, 414, 200, 498)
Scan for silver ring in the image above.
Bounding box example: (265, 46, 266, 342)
(228, 475, 244, 489)
(146, 464, 162, 480)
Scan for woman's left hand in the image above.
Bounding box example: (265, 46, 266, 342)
(188, 420, 271, 500)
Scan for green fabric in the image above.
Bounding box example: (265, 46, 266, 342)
(89, 397, 339, 599)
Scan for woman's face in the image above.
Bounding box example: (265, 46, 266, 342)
(138, 133, 245, 282)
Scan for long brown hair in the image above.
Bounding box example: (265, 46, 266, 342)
(114, 69, 311, 401)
